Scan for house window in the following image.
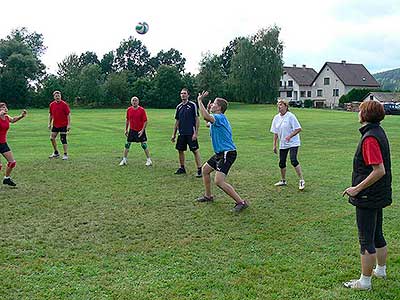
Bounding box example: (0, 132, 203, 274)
(307, 91, 311, 97)
(333, 89, 339, 97)
(287, 91, 292, 97)
(324, 77, 330, 85)
(370, 95, 374, 100)
(317, 89, 323, 97)
(288, 80, 293, 87)
(300, 91, 306, 97)
(279, 81, 282, 87)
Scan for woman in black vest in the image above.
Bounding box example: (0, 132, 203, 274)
(343, 100, 392, 290)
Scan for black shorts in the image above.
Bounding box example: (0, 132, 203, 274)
(207, 150, 237, 175)
(0, 143, 11, 154)
(176, 135, 199, 152)
(127, 129, 147, 143)
(52, 126, 68, 133)
(356, 207, 387, 255)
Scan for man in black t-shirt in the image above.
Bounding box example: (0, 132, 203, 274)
(171, 88, 202, 177)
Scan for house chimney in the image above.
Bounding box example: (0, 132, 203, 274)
(293, 64, 297, 67)
(341, 60, 346, 65)
(302, 64, 306, 68)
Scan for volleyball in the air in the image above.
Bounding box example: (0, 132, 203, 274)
(135, 22, 149, 35)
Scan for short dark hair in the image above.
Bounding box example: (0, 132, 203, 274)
(359, 100, 385, 123)
(215, 98, 228, 113)
(181, 88, 189, 94)
(0, 102, 6, 107)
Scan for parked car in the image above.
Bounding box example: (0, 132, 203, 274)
(289, 100, 303, 108)
(383, 102, 400, 115)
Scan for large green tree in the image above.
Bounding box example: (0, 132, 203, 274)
(196, 52, 226, 101)
(149, 65, 183, 108)
(150, 48, 186, 74)
(114, 37, 151, 79)
(0, 27, 46, 107)
(229, 26, 283, 103)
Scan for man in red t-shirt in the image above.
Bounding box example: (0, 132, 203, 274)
(119, 96, 152, 166)
(48, 91, 71, 160)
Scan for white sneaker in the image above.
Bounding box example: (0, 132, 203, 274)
(49, 153, 60, 159)
(274, 180, 287, 186)
(62, 154, 68, 160)
(145, 158, 152, 166)
(299, 179, 305, 190)
(343, 279, 371, 290)
(373, 268, 386, 279)
(119, 158, 127, 166)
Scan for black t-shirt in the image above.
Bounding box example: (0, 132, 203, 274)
(174, 101, 199, 135)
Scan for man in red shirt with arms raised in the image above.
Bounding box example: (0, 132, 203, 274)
(119, 96, 152, 166)
(48, 91, 71, 160)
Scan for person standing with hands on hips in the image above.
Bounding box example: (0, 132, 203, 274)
(270, 99, 305, 190)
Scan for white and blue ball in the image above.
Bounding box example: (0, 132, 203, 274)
(135, 22, 149, 34)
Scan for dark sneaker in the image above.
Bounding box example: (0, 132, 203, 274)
(196, 170, 202, 178)
(174, 167, 186, 175)
(3, 178, 16, 186)
(232, 200, 249, 212)
(49, 153, 60, 159)
(196, 195, 214, 202)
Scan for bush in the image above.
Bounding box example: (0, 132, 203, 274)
(304, 99, 313, 108)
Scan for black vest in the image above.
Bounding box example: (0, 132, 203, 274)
(349, 123, 392, 208)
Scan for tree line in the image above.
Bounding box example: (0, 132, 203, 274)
(0, 26, 283, 108)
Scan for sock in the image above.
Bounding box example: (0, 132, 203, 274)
(198, 167, 201, 172)
(375, 264, 386, 274)
(359, 274, 372, 286)
(4, 176, 10, 179)
(54, 150, 59, 155)
(64, 153, 67, 155)
(180, 165, 185, 169)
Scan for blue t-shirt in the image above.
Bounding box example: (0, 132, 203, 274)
(210, 113, 236, 153)
(174, 101, 198, 135)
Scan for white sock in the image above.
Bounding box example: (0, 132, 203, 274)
(4, 176, 10, 179)
(359, 274, 372, 286)
(375, 264, 386, 274)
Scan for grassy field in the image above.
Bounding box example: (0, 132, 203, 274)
(0, 104, 399, 300)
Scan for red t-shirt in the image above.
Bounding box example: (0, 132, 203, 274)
(362, 137, 383, 165)
(49, 100, 70, 128)
(126, 106, 147, 131)
(0, 116, 10, 143)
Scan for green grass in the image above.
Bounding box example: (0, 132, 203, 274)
(1, 105, 399, 300)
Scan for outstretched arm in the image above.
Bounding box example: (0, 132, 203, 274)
(197, 91, 215, 123)
(9, 110, 27, 123)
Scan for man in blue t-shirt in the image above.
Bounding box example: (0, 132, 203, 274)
(171, 88, 202, 177)
(195, 91, 249, 213)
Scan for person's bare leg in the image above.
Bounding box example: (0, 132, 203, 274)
(214, 171, 243, 203)
(202, 163, 214, 198)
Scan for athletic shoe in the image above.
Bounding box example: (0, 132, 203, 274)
(145, 158, 152, 166)
(232, 200, 249, 212)
(373, 268, 386, 279)
(174, 167, 186, 174)
(196, 169, 202, 178)
(119, 158, 127, 166)
(274, 180, 287, 186)
(49, 153, 60, 159)
(62, 154, 68, 160)
(196, 195, 214, 202)
(3, 177, 16, 187)
(343, 279, 371, 290)
(299, 179, 305, 190)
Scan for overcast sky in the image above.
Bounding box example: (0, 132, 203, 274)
(1, 0, 399, 75)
